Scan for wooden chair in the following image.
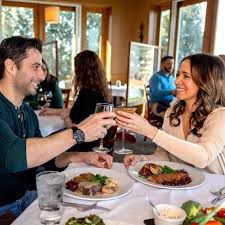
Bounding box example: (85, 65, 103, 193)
(61, 88, 71, 108)
(144, 85, 163, 141)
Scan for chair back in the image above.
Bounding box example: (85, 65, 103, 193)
(144, 85, 151, 114)
(61, 88, 71, 108)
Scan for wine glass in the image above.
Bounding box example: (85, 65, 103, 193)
(37, 92, 47, 108)
(114, 107, 137, 155)
(92, 103, 114, 153)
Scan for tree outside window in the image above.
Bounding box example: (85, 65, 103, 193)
(176, 2, 207, 67)
(1, 6, 33, 39)
(159, 10, 170, 58)
(86, 12, 102, 55)
(45, 10, 76, 87)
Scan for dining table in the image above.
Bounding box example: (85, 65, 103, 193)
(12, 162, 225, 225)
(35, 110, 65, 137)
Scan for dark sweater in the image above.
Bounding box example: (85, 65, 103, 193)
(69, 89, 107, 152)
(0, 92, 57, 206)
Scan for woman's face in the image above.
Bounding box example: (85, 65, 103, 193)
(42, 63, 48, 78)
(175, 59, 199, 106)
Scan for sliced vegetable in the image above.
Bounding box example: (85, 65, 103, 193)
(213, 217, 225, 225)
(217, 208, 225, 219)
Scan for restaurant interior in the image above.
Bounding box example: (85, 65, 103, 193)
(0, 0, 225, 224)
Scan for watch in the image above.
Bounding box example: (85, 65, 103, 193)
(72, 127, 85, 144)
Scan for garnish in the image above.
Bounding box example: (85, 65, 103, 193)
(162, 165, 176, 174)
(91, 174, 108, 185)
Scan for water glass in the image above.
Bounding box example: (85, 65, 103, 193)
(36, 171, 65, 224)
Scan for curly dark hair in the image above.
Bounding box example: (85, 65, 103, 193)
(169, 54, 225, 137)
(73, 50, 111, 102)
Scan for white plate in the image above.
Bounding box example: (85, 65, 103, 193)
(63, 167, 134, 201)
(128, 161, 206, 190)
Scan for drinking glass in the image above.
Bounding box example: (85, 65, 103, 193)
(36, 171, 65, 224)
(37, 92, 47, 107)
(114, 107, 136, 154)
(92, 103, 114, 153)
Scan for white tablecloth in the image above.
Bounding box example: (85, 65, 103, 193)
(35, 111, 65, 137)
(12, 162, 225, 225)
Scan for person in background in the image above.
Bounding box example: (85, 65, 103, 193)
(118, 54, 225, 175)
(25, 58, 64, 109)
(149, 56, 176, 118)
(40, 50, 114, 152)
(0, 36, 116, 217)
(219, 54, 225, 64)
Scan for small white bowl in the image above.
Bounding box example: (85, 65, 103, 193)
(153, 204, 186, 225)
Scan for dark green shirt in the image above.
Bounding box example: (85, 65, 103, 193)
(0, 92, 57, 206)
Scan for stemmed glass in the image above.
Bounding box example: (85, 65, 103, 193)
(114, 107, 136, 154)
(92, 103, 114, 153)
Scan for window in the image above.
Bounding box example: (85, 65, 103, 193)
(176, 2, 207, 67)
(86, 12, 102, 55)
(159, 10, 170, 57)
(1, 5, 34, 39)
(214, 0, 225, 55)
(45, 9, 76, 87)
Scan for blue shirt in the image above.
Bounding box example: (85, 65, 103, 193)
(149, 70, 176, 105)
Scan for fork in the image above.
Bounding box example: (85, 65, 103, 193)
(211, 193, 225, 205)
(210, 187, 225, 196)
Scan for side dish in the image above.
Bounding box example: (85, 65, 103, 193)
(65, 214, 105, 225)
(138, 163, 192, 186)
(65, 173, 119, 196)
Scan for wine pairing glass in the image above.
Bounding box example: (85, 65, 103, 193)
(92, 103, 114, 153)
(114, 107, 136, 155)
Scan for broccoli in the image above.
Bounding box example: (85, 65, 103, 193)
(181, 200, 204, 225)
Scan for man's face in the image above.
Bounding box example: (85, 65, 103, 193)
(162, 58, 174, 74)
(14, 48, 45, 97)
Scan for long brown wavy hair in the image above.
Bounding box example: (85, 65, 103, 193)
(169, 54, 225, 137)
(73, 50, 111, 102)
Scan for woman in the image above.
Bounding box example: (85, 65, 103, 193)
(40, 50, 113, 152)
(117, 54, 225, 174)
(26, 59, 64, 109)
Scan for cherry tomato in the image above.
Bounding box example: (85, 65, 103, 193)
(216, 208, 225, 218)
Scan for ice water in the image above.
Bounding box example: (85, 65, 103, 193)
(36, 171, 65, 224)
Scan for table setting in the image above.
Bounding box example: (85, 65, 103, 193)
(12, 161, 225, 225)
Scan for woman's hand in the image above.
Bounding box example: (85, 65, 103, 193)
(39, 108, 63, 116)
(123, 154, 142, 168)
(116, 111, 158, 139)
(79, 152, 113, 169)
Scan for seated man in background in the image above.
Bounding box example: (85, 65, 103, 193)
(0, 36, 116, 217)
(149, 56, 176, 118)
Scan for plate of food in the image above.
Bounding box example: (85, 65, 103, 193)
(65, 215, 134, 225)
(63, 167, 134, 201)
(128, 161, 205, 190)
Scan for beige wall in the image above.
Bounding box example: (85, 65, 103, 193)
(40, 0, 158, 84)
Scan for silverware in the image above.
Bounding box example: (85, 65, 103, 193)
(210, 187, 225, 196)
(62, 201, 110, 212)
(146, 197, 160, 215)
(211, 194, 225, 205)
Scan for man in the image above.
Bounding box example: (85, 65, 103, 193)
(149, 56, 176, 118)
(0, 36, 116, 217)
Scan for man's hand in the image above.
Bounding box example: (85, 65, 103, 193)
(81, 152, 113, 169)
(77, 111, 116, 142)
